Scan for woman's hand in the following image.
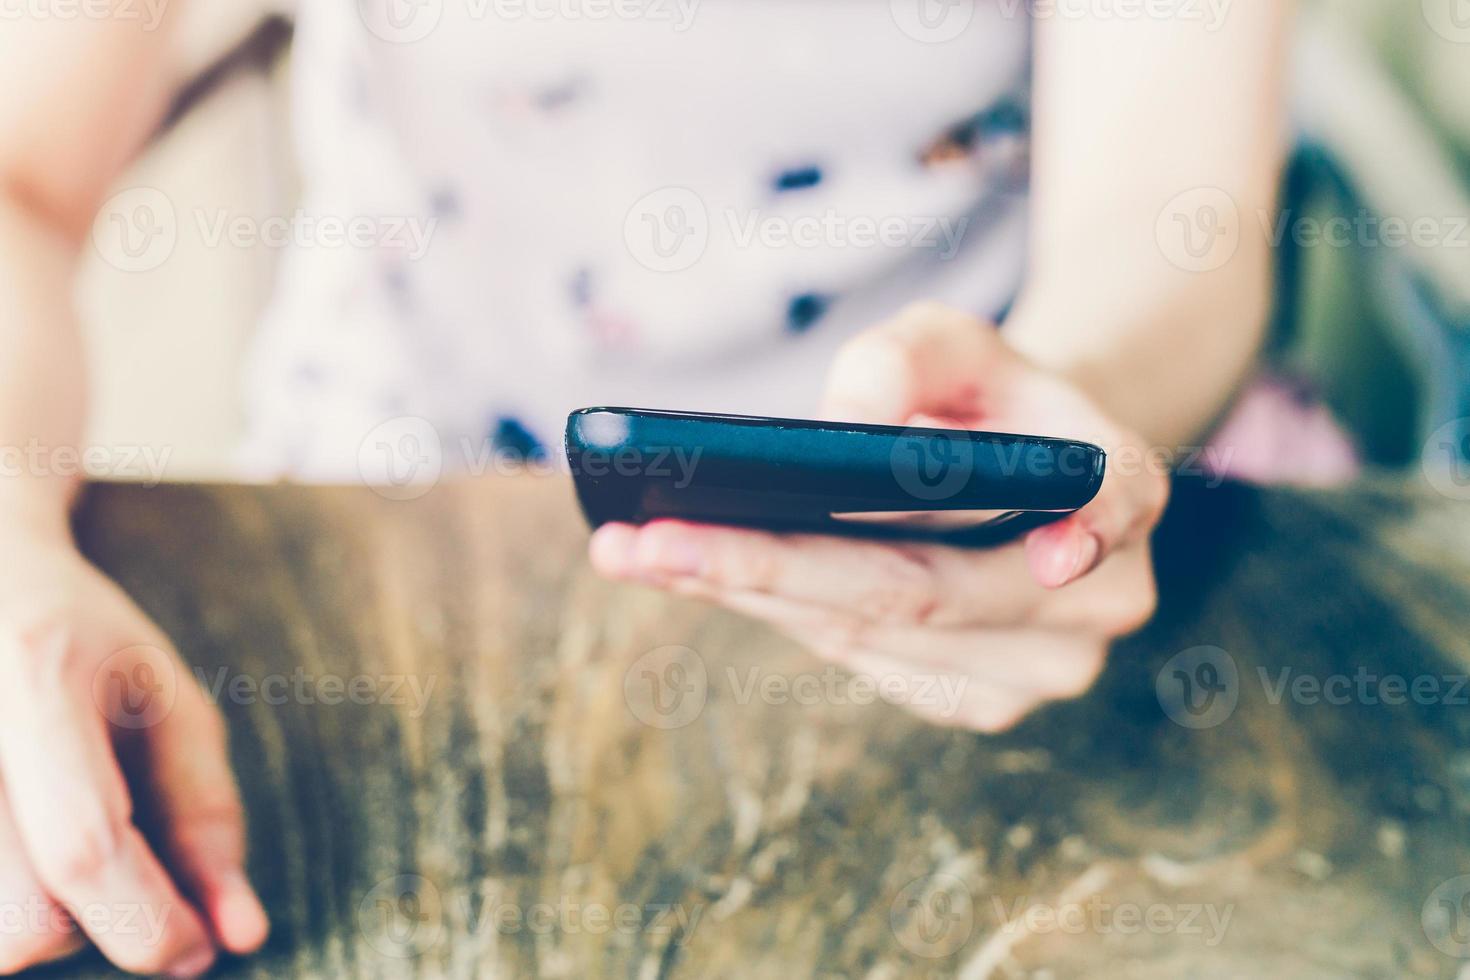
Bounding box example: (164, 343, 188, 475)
(0, 523, 268, 976)
(589, 303, 1169, 732)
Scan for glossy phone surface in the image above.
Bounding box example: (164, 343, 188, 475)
(565, 407, 1105, 546)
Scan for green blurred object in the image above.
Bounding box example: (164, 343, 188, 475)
(1276, 5, 1470, 468)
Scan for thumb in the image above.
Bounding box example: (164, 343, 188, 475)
(820, 303, 1006, 425)
(135, 670, 270, 956)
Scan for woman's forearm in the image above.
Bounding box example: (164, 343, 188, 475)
(0, 5, 183, 541)
(0, 190, 90, 542)
(1005, 232, 1273, 450)
(1009, 1, 1289, 450)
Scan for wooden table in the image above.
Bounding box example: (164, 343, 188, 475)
(37, 475, 1470, 978)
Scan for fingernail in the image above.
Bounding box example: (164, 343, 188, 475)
(218, 870, 270, 952)
(589, 524, 638, 577)
(1065, 533, 1102, 585)
(166, 946, 216, 979)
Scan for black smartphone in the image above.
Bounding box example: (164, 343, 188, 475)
(564, 407, 1105, 546)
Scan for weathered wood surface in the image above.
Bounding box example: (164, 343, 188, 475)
(35, 475, 1470, 978)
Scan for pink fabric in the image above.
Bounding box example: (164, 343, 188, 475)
(1204, 375, 1360, 487)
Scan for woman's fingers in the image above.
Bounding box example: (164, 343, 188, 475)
(1024, 437, 1170, 589)
(817, 303, 1172, 592)
(592, 519, 1156, 635)
(0, 784, 86, 975)
(819, 303, 1006, 424)
(592, 520, 1044, 628)
(135, 679, 268, 956)
(0, 626, 216, 978)
(658, 576, 1109, 732)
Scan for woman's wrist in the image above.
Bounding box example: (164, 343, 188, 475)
(0, 474, 77, 546)
(1001, 281, 1268, 451)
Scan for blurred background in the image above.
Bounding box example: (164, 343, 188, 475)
(78, 0, 1470, 477)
